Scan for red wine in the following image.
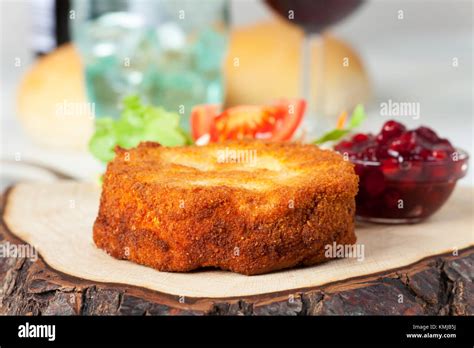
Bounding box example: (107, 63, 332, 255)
(265, 0, 363, 33)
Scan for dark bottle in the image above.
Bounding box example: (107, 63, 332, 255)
(31, 0, 70, 56)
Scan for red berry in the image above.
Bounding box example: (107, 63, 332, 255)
(364, 169, 386, 196)
(419, 148, 432, 161)
(433, 138, 455, 152)
(376, 133, 385, 144)
(339, 140, 353, 148)
(360, 146, 378, 161)
(377, 147, 389, 158)
(381, 120, 406, 140)
(415, 126, 439, 143)
(431, 150, 448, 161)
(381, 158, 400, 179)
(334, 140, 353, 153)
(353, 133, 370, 143)
(389, 131, 418, 155)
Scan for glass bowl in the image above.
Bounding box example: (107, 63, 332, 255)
(351, 148, 469, 224)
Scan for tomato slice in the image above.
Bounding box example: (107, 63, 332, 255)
(190, 99, 306, 143)
(269, 98, 306, 141)
(190, 104, 220, 141)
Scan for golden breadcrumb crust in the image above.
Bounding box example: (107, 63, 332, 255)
(93, 141, 358, 275)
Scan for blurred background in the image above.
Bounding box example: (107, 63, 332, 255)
(1, 0, 472, 190)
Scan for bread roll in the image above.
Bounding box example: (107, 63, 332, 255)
(224, 19, 371, 117)
(17, 44, 93, 151)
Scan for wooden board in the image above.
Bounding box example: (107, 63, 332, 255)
(1, 182, 473, 315)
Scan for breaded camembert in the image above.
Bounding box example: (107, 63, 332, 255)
(93, 141, 358, 275)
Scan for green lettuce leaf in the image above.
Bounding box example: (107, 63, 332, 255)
(89, 96, 191, 163)
(313, 129, 350, 145)
(348, 104, 366, 128)
(313, 104, 367, 145)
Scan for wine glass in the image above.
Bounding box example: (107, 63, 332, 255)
(265, 0, 364, 137)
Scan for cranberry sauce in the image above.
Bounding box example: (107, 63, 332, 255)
(334, 120, 468, 223)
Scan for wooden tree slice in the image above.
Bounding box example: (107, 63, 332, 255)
(0, 183, 473, 315)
